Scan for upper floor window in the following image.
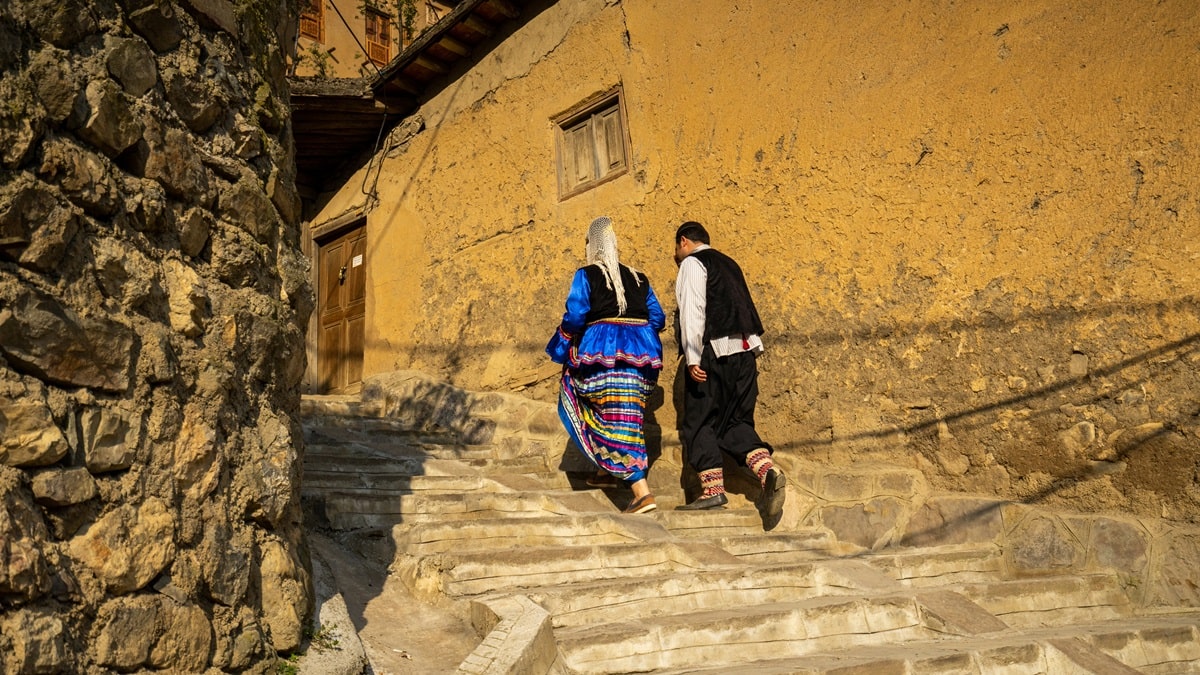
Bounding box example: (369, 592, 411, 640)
(299, 0, 324, 42)
(554, 87, 630, 200)
(427, 1, 452, 25)
(365, 8, 391, 66)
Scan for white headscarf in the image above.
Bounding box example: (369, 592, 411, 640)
(585, 216, 641, 315)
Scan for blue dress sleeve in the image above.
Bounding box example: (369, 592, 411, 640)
(645, 281, 666, 332)
(545, 269, 591, 364)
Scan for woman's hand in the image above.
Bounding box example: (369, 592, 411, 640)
(688, 364, 707, 383)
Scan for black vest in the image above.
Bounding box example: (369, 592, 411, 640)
(690, 248, 764, 341)
(583, 264, 650, 322)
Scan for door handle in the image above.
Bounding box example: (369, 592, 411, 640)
(338, 265, 347, 284)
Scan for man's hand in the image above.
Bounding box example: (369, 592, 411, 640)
(688, 364, 707, 383)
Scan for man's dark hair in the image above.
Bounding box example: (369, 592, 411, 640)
(675, 221, 710, 245)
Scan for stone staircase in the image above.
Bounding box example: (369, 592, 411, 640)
(299, 372, 1200, 674)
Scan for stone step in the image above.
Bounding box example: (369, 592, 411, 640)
(303, 415, 459, 443)
(390, 514, 664, 554)
(305, 444, 552, 475)
(657, 616, 1200, 675)
(955, 574, 1134, 629)
(303, 471, 491, 492)
(708, 532, 840, 564)
(657, 507, 769, 538)
(313, 489, 615, 530)
(555, 591, 970, 673)
(862, 543, 1008, 586)
(408, 540, 744, 598)
(524, 559, 900, 629)
(299, 396, 382, 418)
(306, 439, 507, 462)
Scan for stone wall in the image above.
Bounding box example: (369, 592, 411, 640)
(309, 0, 1199, 525)
(0, 0, 312, 672)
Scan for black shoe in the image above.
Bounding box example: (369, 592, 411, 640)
(757, 468, 787, 522)
(676, 493, 728, 510)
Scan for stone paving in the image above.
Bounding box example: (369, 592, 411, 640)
(297, 371, 1200, 674)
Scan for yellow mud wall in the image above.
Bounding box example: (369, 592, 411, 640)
(311, 0, 1200, 521)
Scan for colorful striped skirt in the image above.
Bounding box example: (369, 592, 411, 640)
(557, 362, 657, 483)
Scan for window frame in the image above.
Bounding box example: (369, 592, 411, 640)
(553, 86, 632, 200)
(364, 7, 391, 66)
(299, 0, 324, 42)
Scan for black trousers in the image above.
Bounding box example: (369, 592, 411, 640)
(680, 345, 771, 473)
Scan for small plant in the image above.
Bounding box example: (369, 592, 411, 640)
(276, 653, 300, 675)
(297, 42, 332, 78)
(397, 0, 417, 40)
(307, 622, 341, 651)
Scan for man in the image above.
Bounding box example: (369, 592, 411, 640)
(673, 221, 785, 525)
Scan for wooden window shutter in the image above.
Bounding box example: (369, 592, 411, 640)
(597, 106, 626, 175)
(564, 124, 594, 190)
(554, 86, 630, 199)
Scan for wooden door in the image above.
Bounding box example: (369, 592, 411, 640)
(317, 223, 366, 393)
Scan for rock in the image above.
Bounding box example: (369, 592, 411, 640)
(0, 607, 66, 673)
(0, 396, 69, 467)
(105, 36, 159, 97)
(181, 0, 239, 37)
(259, 537, 310, 652)
(218, 175, 280, 246)
(137, 326, 177, 384)
(30, 467, 97, 506)
(163, 67, 223, 133)
(219, 608, 267, 670)
(200, 520, 250, 606)
(178, 206, 214, 257)
(78, 406, 137, 473)
(1059, 420, 1096, 458)
(0, 17, 21, 72)
(91, 236, 161, 307)
(28, 49, 81, 124)
(163, 259, 210, 338)
(1007, 513, 1082, 573)
(900, 495, 1006, 547)
(26, 0, 97, 48)
(210, 222, 269, 287)
(123, 178, 169, 232)
(0, 178, 80, 273)
(819, 497, 906, 550)
(37, 136, 121, 217)
(248, 409, 298, 526)
(0, 88, 44, 169)
(19, 202, 81, 274)
(150, 601, 213, 671)
(0, 471, 53, 601)
(0, 287, 133, 392)
(1085, 516, 1149, 572)
(1069, 351, 1089, 377)
(67, 498, 175, 594)
(127, 3, 183, 52)
(92, 594, 160, 669)
(232, 119, 263, 159)
(173, 403, 220, 499)
(77, 79, 144, 158)
(139, 118, 211, 200)
(266, 165, 301, 225)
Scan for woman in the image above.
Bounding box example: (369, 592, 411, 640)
(546, 216, 665, 514)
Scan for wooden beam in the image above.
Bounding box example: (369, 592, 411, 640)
(435, 34, 471, 58)
(483, 0, 520, 20)
(412, 55, 449, 75)
(460, 14, 496, 38)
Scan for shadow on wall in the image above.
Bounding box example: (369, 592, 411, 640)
(329, 293, 1198, 507)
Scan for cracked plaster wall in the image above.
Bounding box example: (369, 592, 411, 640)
(311, 0, 1200, 523)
